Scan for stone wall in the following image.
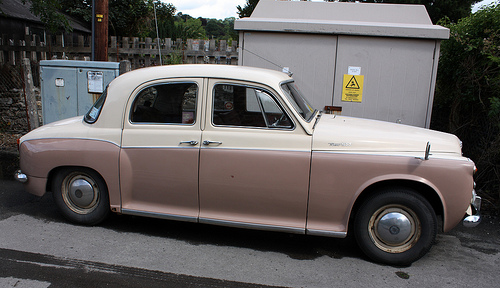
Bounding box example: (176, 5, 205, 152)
(0, 88, 29, 134)
(0, 61, 41, 137)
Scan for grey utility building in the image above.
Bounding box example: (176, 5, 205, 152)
(235, 0, 449, 128)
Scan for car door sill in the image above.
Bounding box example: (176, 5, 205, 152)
(121, 209, 198, 223)
(306, 229, 347, 238)
(199, 218, 305, 234)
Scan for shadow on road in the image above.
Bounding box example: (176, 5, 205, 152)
(1, 179, 365, 263)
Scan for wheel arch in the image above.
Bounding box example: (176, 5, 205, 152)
(46, 165, 109, 194)
(349, 179, 444, 233)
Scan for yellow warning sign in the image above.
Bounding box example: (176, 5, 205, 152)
(342, 74, 364, 102)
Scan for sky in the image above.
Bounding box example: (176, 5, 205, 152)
(164, 0, 247, 19)
(473, 0, 498, 12)
(163, 0, 499, 20)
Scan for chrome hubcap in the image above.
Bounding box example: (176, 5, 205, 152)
(61, 172, 99, 214)
(68, 179, 95, 208)
(376, 212, 412, 245)
(368, 205, 421, 253)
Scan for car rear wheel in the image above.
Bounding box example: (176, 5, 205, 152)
(52, 167, 109, 225)
(354, 188, 437, 265)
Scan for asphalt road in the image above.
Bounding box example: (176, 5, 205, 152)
(1, 179, 499, 288)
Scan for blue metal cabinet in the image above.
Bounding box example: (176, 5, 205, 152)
(40, 60, 120, 124)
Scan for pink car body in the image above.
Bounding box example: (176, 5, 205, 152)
(16, 64, 480, 265)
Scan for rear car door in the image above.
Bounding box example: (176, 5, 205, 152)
(119, 78, 204, 221)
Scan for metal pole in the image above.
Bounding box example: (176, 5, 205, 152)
(153, 1, 162, 65)
(91, 0, 95, 61)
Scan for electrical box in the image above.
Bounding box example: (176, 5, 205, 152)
(40, 60, 120, 124)
(235, 0, 450, 128)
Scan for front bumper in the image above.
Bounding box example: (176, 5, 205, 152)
(463, 189, 481, 228)
(14, 170, 28, 183)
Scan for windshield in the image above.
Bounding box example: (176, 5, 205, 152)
(280, 81, 316, 122)
(84, 89, 107, 124)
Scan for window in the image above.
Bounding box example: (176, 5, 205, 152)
(131, 82, 198, 124)
(280, 81, 316, 122)
(84, 89, 107, 124)
(212, 84, 293, 129)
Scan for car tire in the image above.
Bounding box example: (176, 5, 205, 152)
(52, 167, 110, 225)
(354, 188, 437, 266)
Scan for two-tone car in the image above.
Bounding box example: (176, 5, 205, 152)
(15, 64, 481, 265)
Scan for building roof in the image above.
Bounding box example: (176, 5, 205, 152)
(235, 0, 449, 40)
(0, 0, 91, 33)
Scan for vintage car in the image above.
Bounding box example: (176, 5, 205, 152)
(15, 64, 480, 265)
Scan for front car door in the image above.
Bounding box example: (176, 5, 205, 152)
(199, 79, 312, 232)
(120, 78, 204, 221)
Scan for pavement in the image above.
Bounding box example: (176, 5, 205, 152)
(0, 178, 499, 287)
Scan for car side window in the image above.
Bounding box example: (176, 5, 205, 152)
(212, 84, 293, 129)
(131, 82, 197, 124)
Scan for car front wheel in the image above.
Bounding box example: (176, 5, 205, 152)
(52, 167, 109, 225)
(354, 188, 437, 265)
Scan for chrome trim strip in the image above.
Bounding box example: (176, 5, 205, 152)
(120, 146, 308, 152)
(199, 218, 305, 234)
(22, 137, 120, 147)
(121, 209, 198, 223)
(306, 229, 347, 238)
(312, 150, 463, 160)
(121, 146, 200, 149)
(199, 147, 310, 153)
(120, 147, 309, 153)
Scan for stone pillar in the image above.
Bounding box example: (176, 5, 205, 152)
(22, 58, 40, 130)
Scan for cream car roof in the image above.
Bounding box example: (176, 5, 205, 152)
(96, 64, 294, 129)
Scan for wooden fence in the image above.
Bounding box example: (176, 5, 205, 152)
(0, 33, 239, 69)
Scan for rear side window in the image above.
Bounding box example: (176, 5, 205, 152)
(84, 89, 107, 124)
(131, 82, 198, 124)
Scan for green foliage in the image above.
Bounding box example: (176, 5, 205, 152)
(25, 0, 236, 41)
(432, 4, 500, 211)
(108, 0, 151, 37)
(237, 0, 259, 18)
(337, 0, 480, 23)
(58, 0, 92, 23)
(164, 51, 183, 65)
(175, 17, 206, 40)
(24, 0, 71, 33)
(205, 18, 237, 41)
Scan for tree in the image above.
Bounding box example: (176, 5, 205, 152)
(58, 0, 92, 24)
(23, 0, 176, 37)
(175, 17, 206, 40)
(23, 0, 71, 33)
(206, 19, 225, 39)
(237, 0, 259, 18)
(223, 17, 238, 41)
(139, 0, 176, 38)
(337, 0, 480, 23)
(108, 0, 150, 37)
(432, 4, 500, 211)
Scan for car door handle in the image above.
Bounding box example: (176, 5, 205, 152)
(179, 141, 199, 145)
(202, 140, 222, 146)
